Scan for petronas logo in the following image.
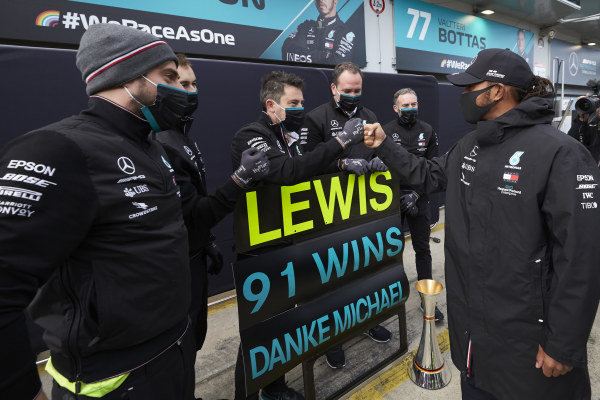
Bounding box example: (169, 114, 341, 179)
(509, 151, 524, 166)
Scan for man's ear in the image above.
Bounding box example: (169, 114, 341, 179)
(494, 84, 506, 102)
(393, 104, 399, 113)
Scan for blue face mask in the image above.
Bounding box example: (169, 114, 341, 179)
(335, 86, 361, 112)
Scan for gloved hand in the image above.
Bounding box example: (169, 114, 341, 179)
(232, 148, 270, 188)
(368, 157, 388, 172)
(339, 158, 369, 175)
(206, 242, 224, 275)
(335, 118, 364, 148)
(400, 191, 419, 217)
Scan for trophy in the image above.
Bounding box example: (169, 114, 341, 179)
(409, 279, 451, 389)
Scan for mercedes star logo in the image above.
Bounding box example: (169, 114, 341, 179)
(118, 156, 136, 175)
(331, 120, 339, 128)
(569, 52, 579, 76)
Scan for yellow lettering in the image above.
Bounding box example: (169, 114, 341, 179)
(281, 182, 313, 236)
(369, 172, 393, 211)
(357, 175, 367, 215)
(246, 191, 282, 246)
(314, 175, 355, 224)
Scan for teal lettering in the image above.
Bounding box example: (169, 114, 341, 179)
(302, 320, 319, 352)
(356, 298, 368, 323)
(284, 328, 303, 359)
(312, 243, 349, 284)
(380, 288, 390, 311)
(351, 239, 360, 271)
(250, 346, 269, 379)
(385, 227, 403, 257)
(317, 315, 331, 344)
(389, 282, 399, 306)
(333, 304, 355, 336)
(268, 339, 286, 372)
(367, 292, 380, 318)
(362, 232, 384, 267)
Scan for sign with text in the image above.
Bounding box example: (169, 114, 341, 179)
(233, 171, 400, 253)
(232, 173, 408, 393)
(0, 0, 366, 66)
(393, 0, 534, 74)
(550, 39, 600, 87)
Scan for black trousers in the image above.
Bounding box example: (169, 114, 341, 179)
(189, 252, 209, 351)
(51, 327, 196, 400)
(403, 198, 432, 281)
(461, 372, 498, 400)
(234, 344, 287, 400)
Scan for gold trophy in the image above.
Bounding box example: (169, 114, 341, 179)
(409, 279, 451, 389)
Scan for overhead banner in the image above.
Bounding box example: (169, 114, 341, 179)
(393, 0, 534, 74)
(233, 172, 409, 393)
(550, 39, 600, 87)
(0, 0, 366, 66)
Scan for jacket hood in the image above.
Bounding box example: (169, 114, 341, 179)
(476, 95, 555, 146)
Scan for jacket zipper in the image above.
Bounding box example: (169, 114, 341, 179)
(59, 262, 83, 391)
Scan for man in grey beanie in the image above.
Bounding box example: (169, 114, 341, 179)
(0, 23, 269, 400)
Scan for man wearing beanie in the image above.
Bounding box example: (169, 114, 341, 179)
(0, 24, 268, 399)
(364, 48, 600, 399)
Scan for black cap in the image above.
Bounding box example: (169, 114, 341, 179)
(447, 48, 533, 90)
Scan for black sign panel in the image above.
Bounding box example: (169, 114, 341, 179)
(235, 215, 404, 331)
(240, 264, 408, 393)
(234, 172, 400, 253)
(551, 39, 600, 87)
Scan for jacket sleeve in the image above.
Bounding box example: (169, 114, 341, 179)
(0, 131, 97, 399)
(374, 136, 449, 194)
(540, 143, 600, 368)
(232, 127, 343, 186)
(426, 128, 440, 159)
(160, 144, 242, 235)
(281, 20, 314, 63)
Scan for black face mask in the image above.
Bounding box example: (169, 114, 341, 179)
(336, 87, 361, 112)
(398, 108, 418, 127)
(460, 84, 498, 124)
(136, 79, 198, 132)
(273, 103, 305, 132)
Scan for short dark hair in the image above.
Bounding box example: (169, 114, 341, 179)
(332, 62, 363, 86)
(176, 53, 191, 68)
(260, 71, 305, 110)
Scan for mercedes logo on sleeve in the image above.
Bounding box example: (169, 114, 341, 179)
(569, 52, 579, 76)
(117, 156, 136, 175)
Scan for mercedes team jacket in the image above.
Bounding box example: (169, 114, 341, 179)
(0, 97, 190, 398)
(374, 96, 600, 400)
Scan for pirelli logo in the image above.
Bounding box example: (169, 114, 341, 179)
(0, 186, 43, 201)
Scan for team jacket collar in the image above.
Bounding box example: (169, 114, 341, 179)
(83, 96, 151, 143)
(329, 97, 360, 118)
(476, 95, 555, 146)
(317, 14, 338, 26)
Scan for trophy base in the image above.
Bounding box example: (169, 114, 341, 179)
(409, 357, 452, 390)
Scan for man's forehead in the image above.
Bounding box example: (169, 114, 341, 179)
(398, 93, 418, 103)
(282, 85, 303, 98)
(338, 71, 362, 87)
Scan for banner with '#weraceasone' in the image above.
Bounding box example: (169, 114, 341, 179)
(394, 0, 534, 74)
(1, 0, 366, 66)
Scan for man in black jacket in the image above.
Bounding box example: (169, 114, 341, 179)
(0, 24, 268, 400)
(302, 61, 390, 369)
(568, 95, 600, 165)
(231, 70, 364, 400)
(364, 48, 600, 400)
(281, 0, 356, 64)
(382, 88, 444, 322)
(154, 54, 244, 358)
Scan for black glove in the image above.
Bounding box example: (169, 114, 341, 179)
(400, 191, 419, 217)
(206, 242, 224, 275)
(233, 148, 270, 187)
(339, 158, 369, 175)
(335, 118, 364, 147)
(368, 157, 388, 172)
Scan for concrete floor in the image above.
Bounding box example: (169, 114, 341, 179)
(38, 209, 600, 399)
